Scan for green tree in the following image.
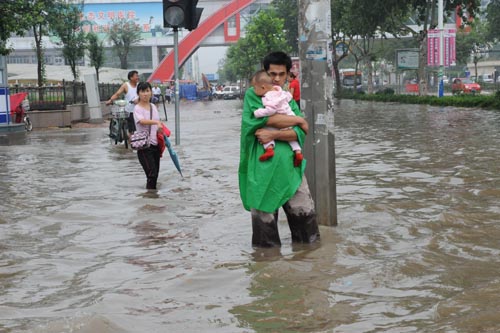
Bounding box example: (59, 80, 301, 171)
(86, 32, 105, 82)
(486, 0, 500, 42)
(107, 18, 143, 69)
(271, 0, 298, 55)
(224, 9, 290, 83)
(456, 21, 491, 79)
(25, 0, 59, 87)
(405, 0, 480, 94)
(330, 0, 353, 95)
(1, 0, 29, 55)
(217, 57, 237, 84)
(50, 1, 86, 81)
(338, 0, 411, 93)
(2, 0, 73, 86)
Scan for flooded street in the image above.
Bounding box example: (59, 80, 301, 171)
(1, 99, 500, 332)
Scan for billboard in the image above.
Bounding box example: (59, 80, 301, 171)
(396, 49, 419, 70)
(80, 2, 171, 38)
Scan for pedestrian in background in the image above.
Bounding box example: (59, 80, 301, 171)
(105, 70, 140, 133)
(288, 72, 300, 110)
(164, 86, 172, 104)
(152, 83, 162, 104)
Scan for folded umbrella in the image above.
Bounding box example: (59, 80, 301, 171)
(160, 123, 182, 177)
(164, 135, 183, 177)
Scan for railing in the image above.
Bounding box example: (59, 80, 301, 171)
(8, 80, 122, 111)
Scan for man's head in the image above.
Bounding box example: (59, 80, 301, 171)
(251, 70, 274, 97)
(127, 70, 139, 83)
(262, 51, 292, 87)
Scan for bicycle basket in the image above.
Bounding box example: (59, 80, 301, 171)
(111, 104, 129, 119)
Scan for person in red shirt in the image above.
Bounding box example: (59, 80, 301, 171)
(288, 72, 300, 109)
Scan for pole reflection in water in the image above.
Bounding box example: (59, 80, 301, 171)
(1, 99, 500, 332)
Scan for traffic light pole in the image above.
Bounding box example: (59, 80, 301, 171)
(174, 27, 180, 145)
(163, 0, 204, 145)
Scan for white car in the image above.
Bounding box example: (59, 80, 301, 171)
(214, 86, 241, 100)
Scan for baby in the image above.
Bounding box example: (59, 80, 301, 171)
(252, 70, 303, 167)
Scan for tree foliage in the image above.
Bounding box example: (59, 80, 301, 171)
(329, 0, 411, 93)
(456, 21, 491, 78)
(24, 0, 59, 87)
(0, 0, 29, 55)
(329, 0, 354, 94)
(223, 9, 290, 83)
(86, 32, 105, 82)
(50, 1, 86, 81)
(486, 0, 500, 42)
(107, 18, 143, 69)
(407, 0, 480, 94)
(1, 0, 86, 86)
(271, 0, 298, 55)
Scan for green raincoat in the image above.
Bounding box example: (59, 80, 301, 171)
(238, 87, 306, 213)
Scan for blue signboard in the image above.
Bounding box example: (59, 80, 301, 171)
(0, 87, 10, 124)
(205, 74, 219, 81)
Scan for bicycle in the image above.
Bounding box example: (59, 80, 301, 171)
(21, 98, 32, 131)
(10, 92, 32, 131)
(109, 99, 129, 149)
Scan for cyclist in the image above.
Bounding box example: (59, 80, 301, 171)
(106, 70, 140, 133)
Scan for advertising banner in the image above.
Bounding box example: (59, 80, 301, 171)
(427, 29, 456, 67)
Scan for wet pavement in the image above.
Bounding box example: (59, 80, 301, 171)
(1, 99, 500, 332)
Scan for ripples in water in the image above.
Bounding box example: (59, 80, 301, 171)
(1, 99, 500, 332)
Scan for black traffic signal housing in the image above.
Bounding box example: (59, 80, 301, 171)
(163, 0, 203, 31)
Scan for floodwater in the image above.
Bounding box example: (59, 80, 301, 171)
(1, 99, 500, 332)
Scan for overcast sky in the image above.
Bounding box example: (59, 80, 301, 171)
(196, 46, 228, 75)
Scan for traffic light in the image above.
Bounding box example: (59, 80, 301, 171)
(187, 1, 203, 31)
(163, 0, 203, 31)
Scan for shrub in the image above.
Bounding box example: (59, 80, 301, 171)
(339, 92, 500, 111)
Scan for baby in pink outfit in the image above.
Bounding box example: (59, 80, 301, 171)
(252, 70, 303, 167)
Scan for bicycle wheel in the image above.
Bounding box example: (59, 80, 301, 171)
(114, 120, 119, 145)
(24, 116, 33, 131)
(121, 119, 129, 149)
(109, 119, 116, 141)
(115, 119, 122, 143)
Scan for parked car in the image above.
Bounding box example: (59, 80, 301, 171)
(479, 74, 493, 83)
(214, 85, 241, 100)
(451, 78, 481, 95)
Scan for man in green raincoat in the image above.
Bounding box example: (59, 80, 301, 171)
(238, 51, 320, 247)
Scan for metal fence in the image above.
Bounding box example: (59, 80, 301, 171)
(8, 80, 122, 110)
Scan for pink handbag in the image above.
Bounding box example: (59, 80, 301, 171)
(130, 104, 152, 150)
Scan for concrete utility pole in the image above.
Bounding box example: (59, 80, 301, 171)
(84, 73, 103, 123)
(298, 0, 337, 226)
